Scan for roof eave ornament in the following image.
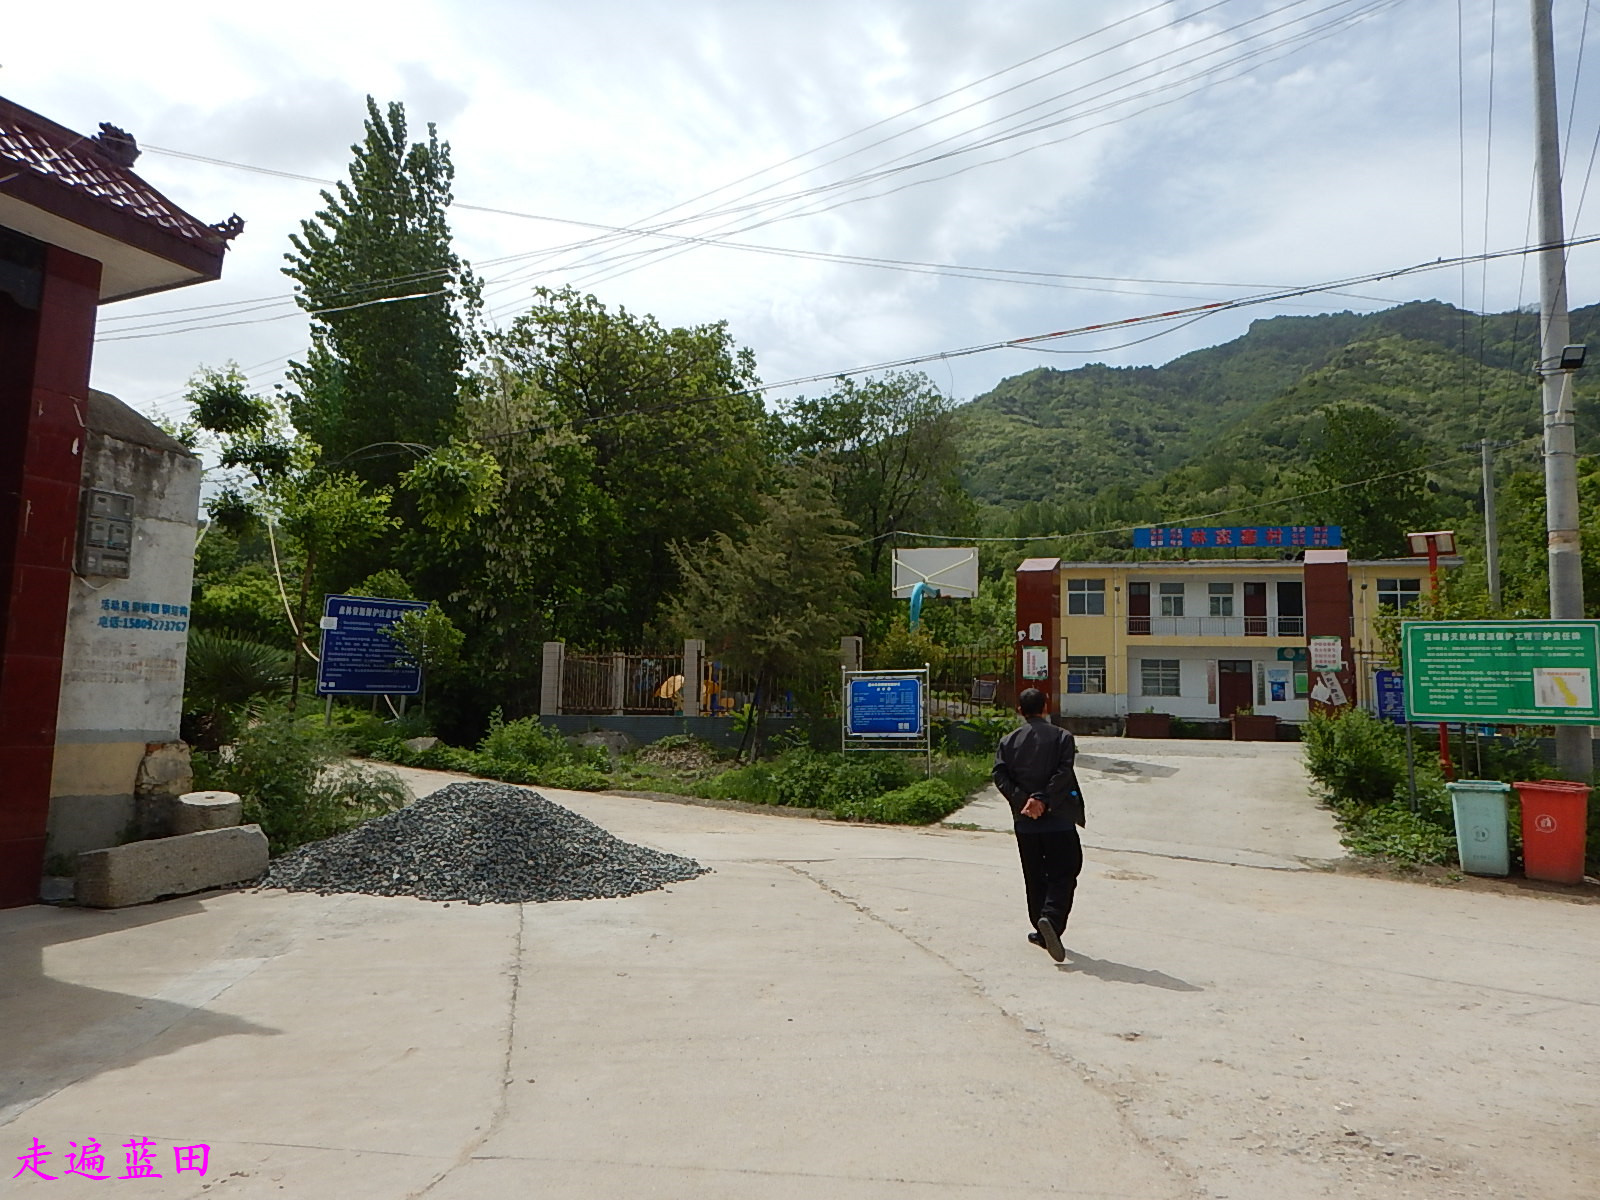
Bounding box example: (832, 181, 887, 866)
(91, 122, 140, 168)
(210, 213, 245, 243)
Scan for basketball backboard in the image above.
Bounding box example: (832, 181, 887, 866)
(891, 547, 979, 599)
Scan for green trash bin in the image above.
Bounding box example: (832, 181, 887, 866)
(1447, 780, 1511, 877)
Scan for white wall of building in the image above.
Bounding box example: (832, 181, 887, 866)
(48, 396, 200, 856)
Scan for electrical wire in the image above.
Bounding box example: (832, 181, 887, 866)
(551, 0, 1401, 297)
(116, 2, 1400, 337)
(470, 233, 1600, 446)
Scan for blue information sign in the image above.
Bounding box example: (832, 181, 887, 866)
(847, 676, 924, 737)
(316, 594, 430, 696)
(1133, 525, 1341, 550)
(1375, 669, 1406, 724)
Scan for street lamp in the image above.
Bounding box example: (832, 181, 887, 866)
(1405, 530, 1456, 592)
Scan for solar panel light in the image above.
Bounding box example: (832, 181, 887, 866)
(1405, 530, 1456, 555)
(1559, 344, 1586, 370)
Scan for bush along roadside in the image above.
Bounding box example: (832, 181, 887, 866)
(699, 747, 983, 824)
(337, 711, 989, 826)
(1303, 708, 1590, 872)
(193, 712, 409, 855)
(341, 709, 611, 792)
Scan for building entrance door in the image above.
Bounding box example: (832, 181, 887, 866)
(1218, 659, 1254, 716)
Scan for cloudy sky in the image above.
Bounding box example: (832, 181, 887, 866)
(8, 0, 1600, 424)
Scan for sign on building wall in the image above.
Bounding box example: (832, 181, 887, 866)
(1309, 636, 1344, 670)
(1132, 525, 1341, 549)
(1020, 646, 1049, 680)
(1401, 620, 1600, 724)
(315, 594, 430, 696)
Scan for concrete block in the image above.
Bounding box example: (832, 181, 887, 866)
(172, 790, 243, 834)
(75, 824, 268, 908)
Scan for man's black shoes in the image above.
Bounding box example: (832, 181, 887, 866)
(1035, 917, 1067, 963)
(1027, 931, 1044, 948)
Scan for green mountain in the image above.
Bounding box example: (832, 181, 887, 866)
(957, 299, 1600, 514)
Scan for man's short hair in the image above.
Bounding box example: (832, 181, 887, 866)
(1018, 687, 1047, 716)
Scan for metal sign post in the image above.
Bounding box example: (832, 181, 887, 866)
(842, 666, 931, 777)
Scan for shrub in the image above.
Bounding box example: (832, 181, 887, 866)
(833, 778, 964, 824)
(704, 763, 777, 805)
(202, 713, 407, 854)
(182, 631, 291, 748)
(478, 710, 574, 768)
(958, 712, 1017, 755)
(704, 749, 935, 817)
(1337, 804, 1457, 865)
(1303, 709, 1410, 807)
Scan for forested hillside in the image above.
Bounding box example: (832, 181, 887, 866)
(957, 299, 1600, 511)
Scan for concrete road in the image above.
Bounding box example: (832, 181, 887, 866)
(3, 744, 1596, 1199)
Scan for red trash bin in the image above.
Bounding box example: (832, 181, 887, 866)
(1513, 780, 1592, 885)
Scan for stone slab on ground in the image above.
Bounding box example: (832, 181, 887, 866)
(74, 824, 267, 908)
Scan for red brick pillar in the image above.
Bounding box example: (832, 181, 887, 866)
(1014, 557, 1062, 715)
(0, 244, 99, 907)
(1303, 548, 1355, 717)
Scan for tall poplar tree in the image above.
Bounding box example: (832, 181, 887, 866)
(283, 97, 479, 484)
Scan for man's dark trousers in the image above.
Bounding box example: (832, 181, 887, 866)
(1017, 827, 1083, 938)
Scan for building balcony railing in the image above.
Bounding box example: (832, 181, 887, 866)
(1127, 615, 1305, 638)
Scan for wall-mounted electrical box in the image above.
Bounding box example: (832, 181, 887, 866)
(78, 488, 134, 578)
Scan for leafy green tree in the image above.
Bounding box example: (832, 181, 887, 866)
(485, 286, 773, 644)
(277, 472, 397, 705)
(667, 466, 863, 755)
(781, 371, 973, 582)
(386, 602, 465, 719)
(283, 96, 479, 485)
(1309, 404, 1433, 558)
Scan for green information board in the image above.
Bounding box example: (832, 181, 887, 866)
(1401, 620, 1600, 724)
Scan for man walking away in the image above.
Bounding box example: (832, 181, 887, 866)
(992, 687, 1084, 963)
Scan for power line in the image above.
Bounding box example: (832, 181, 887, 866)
(547, 0, 1398, 296)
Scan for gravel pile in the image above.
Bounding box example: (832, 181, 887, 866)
(261, 782, 709, 904)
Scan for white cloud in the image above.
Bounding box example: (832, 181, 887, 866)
(5, 0, 1596, 418)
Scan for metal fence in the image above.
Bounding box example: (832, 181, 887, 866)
(864, 644, 1015, 722)
(555, 642, 1015, 722)
(562, 650, 684, 715)
(699, 658, 838, 718)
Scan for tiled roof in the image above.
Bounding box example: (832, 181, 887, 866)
(0, 97, 237, 250)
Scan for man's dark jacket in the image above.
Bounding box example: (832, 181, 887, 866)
(992, 716, 1085, 833)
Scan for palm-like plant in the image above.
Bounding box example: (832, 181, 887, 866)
(183, 630, 292, 748)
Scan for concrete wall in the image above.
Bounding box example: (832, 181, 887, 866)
(48, 394, 200, 857)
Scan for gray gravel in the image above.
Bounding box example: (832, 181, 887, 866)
(260, 782, 709, 904)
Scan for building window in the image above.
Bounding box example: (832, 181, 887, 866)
(1065, 655, 1106, 693)
(1208, 582, 1234, 617)
(1159, 581, 1185, 617)
(1067, 578, 1106, 615)
(1140, 659, 1180, 697)
(1376, 577, 1423, 611)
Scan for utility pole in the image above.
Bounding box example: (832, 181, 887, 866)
(1481, 439, 1502, 609)
(1467, 438, 1514, 609)
(1530, 0, 1590, 779)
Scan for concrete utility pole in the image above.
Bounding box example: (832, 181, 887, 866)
(1530, 0, 1590, 779)
(1470, 438, 1514, 610)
